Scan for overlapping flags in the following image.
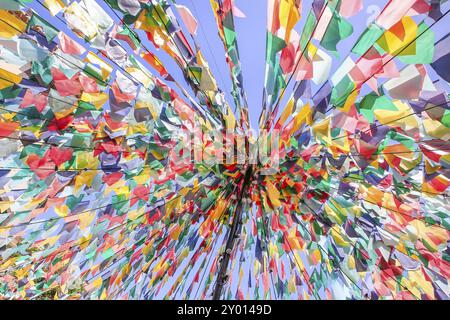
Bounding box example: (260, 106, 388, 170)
(0, 0, 449, 300)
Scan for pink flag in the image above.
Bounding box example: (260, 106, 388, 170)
(339, 0, 363, 18)
(232, 0, 246, 18)
(376, 0, 417, 30)
(174, 4, 198, 36)
(57, 31, 86, 55)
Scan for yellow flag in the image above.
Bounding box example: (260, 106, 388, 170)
(44, 0, 65, 15)
(0, 68, 22, 90)
(0, 10, 27, 39)
(266, 180, 281, 207)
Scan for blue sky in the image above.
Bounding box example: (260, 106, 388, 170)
(174, 0, 375, 129)
(173, 0, 449, 129)
(29, 0, 449, 130)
